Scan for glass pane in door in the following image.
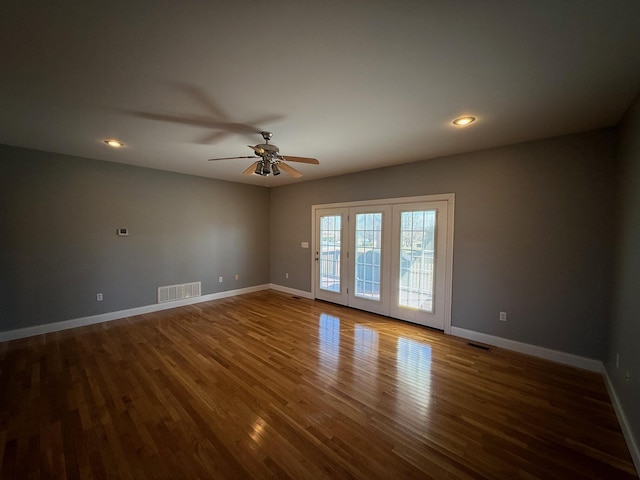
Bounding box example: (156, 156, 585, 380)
(398, 210, 436, 311)
(354, 213, 382, 300)
(319, 215, 342, 292)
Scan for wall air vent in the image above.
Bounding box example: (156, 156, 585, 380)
(158, 281, 202, 304)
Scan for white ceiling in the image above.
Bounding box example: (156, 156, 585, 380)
(2, 1, 640, 186)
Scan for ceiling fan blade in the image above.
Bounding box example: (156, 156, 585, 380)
(208, 156, 256, 161)
(242, 162, 259, 175)
(277, 162, 303, 178)
(280, 155, 319, 165)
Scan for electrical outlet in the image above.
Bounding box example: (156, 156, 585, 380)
(285, 272, 289, 279)
(218, 276, 223, 283)
(235, 274, 239, 280)
(96, 293, 103, 301)
(499, 311, 507, 321)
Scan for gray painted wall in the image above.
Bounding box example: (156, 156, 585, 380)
(608, 94, 640, 444)
(270, 130, 616, 360)
(0, 145, 270, 331)
(1, 126, 635, 456)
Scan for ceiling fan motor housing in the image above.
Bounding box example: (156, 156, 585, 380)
(256, 143, 279, 154)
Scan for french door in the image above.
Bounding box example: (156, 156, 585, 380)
(315, 208, 349, 306)
(313, 195, 453, 331)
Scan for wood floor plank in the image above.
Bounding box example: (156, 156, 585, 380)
(0, 290, 637, 479)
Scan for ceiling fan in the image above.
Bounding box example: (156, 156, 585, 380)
(208, 131, 319, 178)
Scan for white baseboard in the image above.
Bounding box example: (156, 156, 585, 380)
(0, 284, 271, 342)
(269, 284, 314, 299)
(450, 326, 603, 372)
(602, 367, 640, 474)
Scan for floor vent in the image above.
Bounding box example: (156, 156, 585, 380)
(158, 281, 201, 304)
(468, 342, 490, 351)
(291, 296, 301, 299)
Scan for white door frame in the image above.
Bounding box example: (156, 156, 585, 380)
(311, 193, 455, 334)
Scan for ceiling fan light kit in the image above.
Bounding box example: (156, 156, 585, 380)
(208, 131, 319, 178)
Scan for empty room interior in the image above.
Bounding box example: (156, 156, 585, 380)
(1, 1, 640, 478)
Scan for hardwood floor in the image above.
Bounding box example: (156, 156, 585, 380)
(0, 290, 636, 479)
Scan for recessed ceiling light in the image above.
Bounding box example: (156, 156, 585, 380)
(104, 139, 124, 148)
(452, 116, 477, 126)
